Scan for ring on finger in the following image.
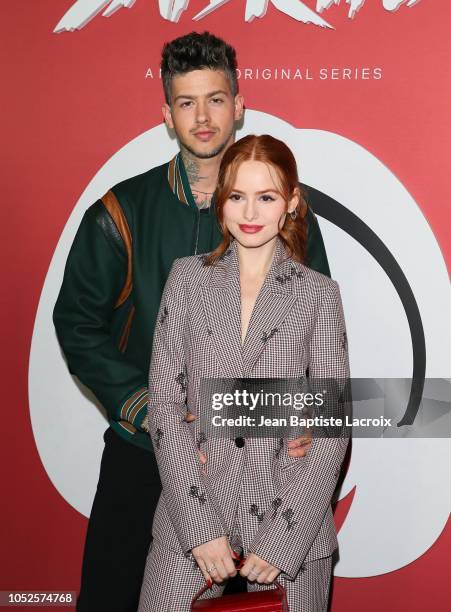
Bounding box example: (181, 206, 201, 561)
(249, 568, 260, 577)
(206, 565, 217, 574)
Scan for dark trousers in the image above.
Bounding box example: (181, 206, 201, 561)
(77, 427, 162, 612)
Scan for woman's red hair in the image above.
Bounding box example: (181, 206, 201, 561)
(206, 134, 307, 264)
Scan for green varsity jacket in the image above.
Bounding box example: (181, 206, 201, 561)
(53, 154, 330, 451)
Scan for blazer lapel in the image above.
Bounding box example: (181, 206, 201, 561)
(241, 238, 298, 374)
(201, 245, 243, 376)
(201, 238, 299, 377)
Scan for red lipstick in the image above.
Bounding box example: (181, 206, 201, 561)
(239, 224, 264, 233)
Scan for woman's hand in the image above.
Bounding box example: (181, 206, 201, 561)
(191, 536, 237, 585)
(240, 553, 281, 584)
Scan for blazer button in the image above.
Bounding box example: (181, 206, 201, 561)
(235, 437, 245, 448)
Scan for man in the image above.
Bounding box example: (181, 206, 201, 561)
(53, 31, 330, 612)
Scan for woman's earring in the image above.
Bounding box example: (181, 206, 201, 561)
(289, 208, 298, 221)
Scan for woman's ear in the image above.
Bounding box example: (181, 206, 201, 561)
(288, 187, 301, 214)
(289, 187, 308, 218)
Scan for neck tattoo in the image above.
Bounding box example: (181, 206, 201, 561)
(181, 149, 215, 210)
(181, 149, 207, 185)
(191, 189, 213, 210)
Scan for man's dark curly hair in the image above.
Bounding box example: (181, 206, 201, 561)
(161, 31, 238, 104)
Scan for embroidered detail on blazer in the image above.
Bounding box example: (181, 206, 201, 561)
(196, 432, 207, 450)
(189, 485, 206, 505)
(155, 428, 164, 450)
(261, 328, 278, 343)
(275, 265, 303, 284)
(175, 371, 187, 392)
(300, 562, 306, 573)
(159, 306, 168, 324)
(275, 438, 283, 458)
(290, 265, 303, 279)
(281, 508, 298, 531)
(271, 498, 282, 519)
(275, 275, 288, 285)
(207, 328, 213, 336)
(341, 331, 348, 351)
(249, 504, 264, 523)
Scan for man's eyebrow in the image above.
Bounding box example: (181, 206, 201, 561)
(207, 90, 229, 98)
(173, 90, 229, 102)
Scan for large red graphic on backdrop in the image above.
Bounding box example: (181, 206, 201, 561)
(2, 1, 450, 610)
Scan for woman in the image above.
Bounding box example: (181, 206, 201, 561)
(139, 135, 350, 611)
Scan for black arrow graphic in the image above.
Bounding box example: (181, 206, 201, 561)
(305, 184, 426, 427)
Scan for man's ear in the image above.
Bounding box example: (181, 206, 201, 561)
(234, 94, 244, 121)
(162, 103, 174, 129)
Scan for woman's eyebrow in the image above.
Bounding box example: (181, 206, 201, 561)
(231, 188, 279, 194)
(255, 189, 279, 195)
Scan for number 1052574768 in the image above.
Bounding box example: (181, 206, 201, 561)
(0, 592, 75, 606)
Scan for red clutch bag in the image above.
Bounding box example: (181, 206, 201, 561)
(190, 581, 289, 612)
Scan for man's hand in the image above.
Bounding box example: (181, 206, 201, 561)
(192, 536, 237, 585)
(240, 553, 281, 584)
(287, 428, 312, 457)
(185, 411, 207, 465)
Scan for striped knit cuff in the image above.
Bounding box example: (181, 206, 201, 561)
(120, 387, 149, 431)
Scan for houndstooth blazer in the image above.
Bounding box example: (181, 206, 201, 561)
(148, 237, 350, 581)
